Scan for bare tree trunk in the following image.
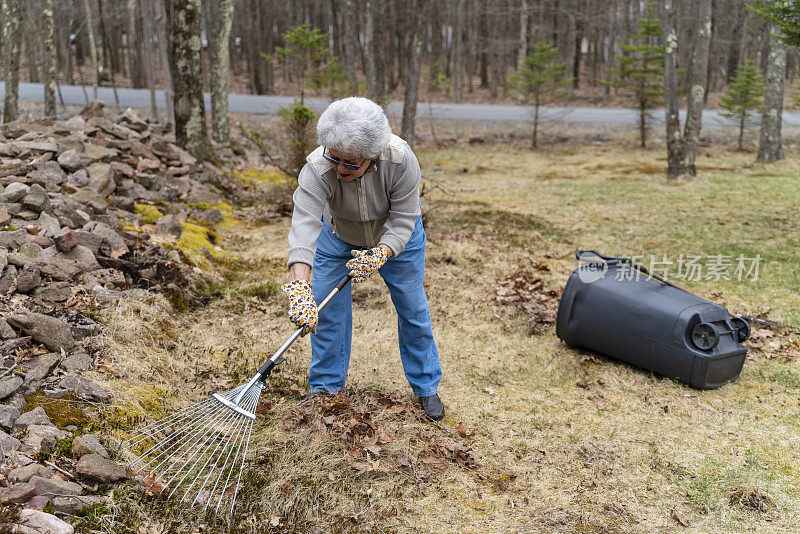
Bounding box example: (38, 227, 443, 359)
(41, 0, 57, 116)
(401, 0, 423, 148)
(452, 0, 464, 103)
(154, 0, 175, 129)
(517, 0, 529, 70)
(206, 0, 234, 143)
(142, 0, 158, 119)
(757, 27, 786, 163)
(663, 0, 683, 176)
(682, 0, 711, 176)
(23, 3, 41, 84)
(2, 0, 23, 124)
(168, 0, 213, 160)
(363, 0, 378, 99)
(82, 0, 98, 100)
(340, 0, 358, 92)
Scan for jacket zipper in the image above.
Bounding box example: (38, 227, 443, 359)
(356, 177, 375, 246)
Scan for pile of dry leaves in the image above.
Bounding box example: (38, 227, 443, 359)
(280, 389, 479, 479)
(495, 267, 561, 334)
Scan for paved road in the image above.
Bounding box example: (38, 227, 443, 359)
(3, 81, 800, 126)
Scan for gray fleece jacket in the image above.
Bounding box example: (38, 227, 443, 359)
(287, 134, 422, 267)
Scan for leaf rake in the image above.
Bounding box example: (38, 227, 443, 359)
(120, 275, 351, 518)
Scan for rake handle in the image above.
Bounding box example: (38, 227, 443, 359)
(257, 274, 352, 377)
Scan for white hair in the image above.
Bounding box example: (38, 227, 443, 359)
(316, 97, 392, 160)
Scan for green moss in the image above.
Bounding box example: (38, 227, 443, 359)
(177, 221, 221, 257)
(25, 393, 90, 428)
(56, 436, 76, 458)
(133, 203, 164, 224)
(232, 168, 293, 186)
(187, 201, 233, 212)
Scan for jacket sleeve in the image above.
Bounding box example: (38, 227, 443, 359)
(378, 144, 422, 257)
(287, 163, 331, 268)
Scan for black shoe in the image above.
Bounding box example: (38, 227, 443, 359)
(418, 394, 445, 421)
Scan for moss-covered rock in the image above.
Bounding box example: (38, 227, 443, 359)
(133, 204, 164, 224)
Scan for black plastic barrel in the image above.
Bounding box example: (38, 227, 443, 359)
(555, 251, 750, 389)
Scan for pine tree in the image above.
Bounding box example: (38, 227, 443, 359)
(750, 1, 800, 46)
(608, 6, 664, 148)
(720, 61, 765, 150)
(510, 43, 573, 148)
(273, 24, 331, 105)
(789, 80, 800, 110)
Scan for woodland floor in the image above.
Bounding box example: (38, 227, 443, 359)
(92, 142, 799, 533)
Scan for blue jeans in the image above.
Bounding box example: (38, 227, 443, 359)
(310, 217, 442, 397)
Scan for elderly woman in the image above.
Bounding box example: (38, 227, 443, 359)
(281, 97, 444, 420)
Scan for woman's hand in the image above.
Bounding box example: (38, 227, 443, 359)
(346, 246, 390, 283)
(281, 279, 317, 334)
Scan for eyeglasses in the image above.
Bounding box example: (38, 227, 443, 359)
(322, 147, 367, 171)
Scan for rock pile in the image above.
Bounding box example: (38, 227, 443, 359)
(0, 103, 239, 529)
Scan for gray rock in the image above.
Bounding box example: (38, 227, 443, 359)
(35, 211, 61, 238)
(51, 495, 103, 515)
(7, 311, 75, 352)
(0, 182, 30, 203)
(109, 195, 136, 212)
(57, 149, 85, 172)
(7, 242, 44, 267)
(9, 463, 52, 483)
(26, 234, 53, 248)
(22, 353, 60, 384)
(27, 495, 51, 510)
(155, 214, 182, 237)
(54, 244, 100, 273)
(5, 392, 28, 413)
(13, 508, 75, 534)
(0, 248, 7, 273)
(21, 184, 51, 213)
(59, 374, 109, 403)
(81, 221, 128, 257)
(23, 425, 68, 452)
(30, 475, 83, 497)
(0, 428, 22, 453)
(0, 205, 10, 226)
(61, 349, 91, 373)
(0, 376, 23, 399)
(28, 161, 66, 189)
(7, 393, 26, 412)
(1, 482, 35, 504)
(33, 281, 71, 303)
(85, 162, 116, 197)
(38, 258, 81, 281)
(0, 267, 17, 295)
(76, 453, 126, 482)
(79, 268, 126, 289)
(72, 230, 101, 254)
(66, 168, 90, 188)
(17, 210, 39, 221)
(16, 264, 41, 293)
(186, 182, 222, 203)
(71, 434, 108, 458)
(0, 318, 16, 340)
(15, 407, 52, 429)
(110, 161, 134, 178)
(53, 227, 77, 252)
(0, 228, 27, 249)
(0, 404, 20, 431)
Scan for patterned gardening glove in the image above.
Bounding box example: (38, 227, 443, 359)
(281, 279, 317, 334)
(346, 247, 389, 283)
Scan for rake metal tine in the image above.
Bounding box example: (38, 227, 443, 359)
(121, 385, 246, 446)
(130, 402, 230, 472)
(127, 402, 225, 468)
(215, 390, 259, 517)
(121, 398, 218, 451)
(152, 393, 250, 493)
(186, 390, 259, 505)
(165, 392, 255, 500)
(122, 384, 248, 451)
(227, 394, 259, 517)
(140, 402, 234, 486)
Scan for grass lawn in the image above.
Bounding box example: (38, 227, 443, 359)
(101, 142, 799, 533)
